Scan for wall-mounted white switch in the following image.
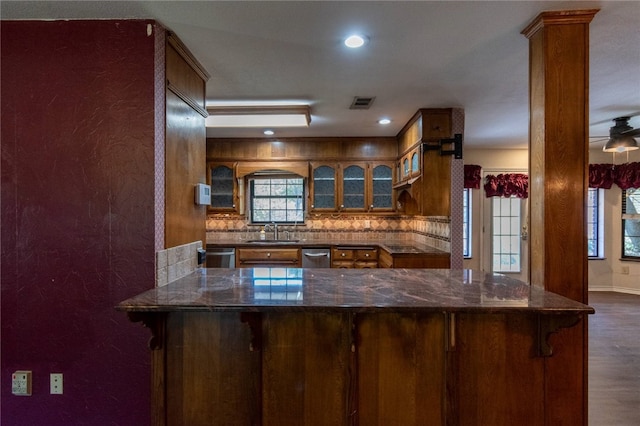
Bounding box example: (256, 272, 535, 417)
(50, 373, 63, 395)
(364, 220, 371, 229)
(12, 371, 32, 396)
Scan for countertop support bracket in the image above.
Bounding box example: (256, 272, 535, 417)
(537, 313, 582, 357)
(240, 312, 262, 352)
(127, 312, 166, 351)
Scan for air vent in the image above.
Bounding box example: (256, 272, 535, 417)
(350, 96, 375, 110)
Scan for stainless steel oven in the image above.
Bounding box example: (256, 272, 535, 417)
(206, 248, 236, 268)
(302, 247, 331, 268)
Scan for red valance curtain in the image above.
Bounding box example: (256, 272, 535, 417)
(589, 162, 640, 189)
(464, 164, 482, 189)
(484, 173, 528, 198)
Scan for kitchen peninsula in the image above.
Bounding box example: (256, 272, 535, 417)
(117, 268, 593, 426)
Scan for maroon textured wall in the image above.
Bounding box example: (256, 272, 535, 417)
(1, 20, 156, 424)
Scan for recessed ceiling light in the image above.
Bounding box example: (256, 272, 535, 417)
(263, 129, 275, 136)
(378, 118, 391, 125)
(344, 35, 366, 48)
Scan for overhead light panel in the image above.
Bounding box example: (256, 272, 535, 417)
(206, 105, 311, 128)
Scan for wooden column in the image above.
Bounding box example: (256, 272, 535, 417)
(522, 9, 598, 426)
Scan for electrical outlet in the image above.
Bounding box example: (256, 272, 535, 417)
(50, 373, 63, 395)
(364, 220, 371, 229)
(12, 371, 32, 396)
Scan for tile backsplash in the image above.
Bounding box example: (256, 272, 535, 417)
(156, 240, 203, 287)
(206, 215, 450, 251)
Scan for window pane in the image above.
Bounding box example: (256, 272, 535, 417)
(251, 177, 304, 224)
(491, 196, 521, 272)
(463, 187, 471, 258)
(623, 188, 640, 258)
(587, 188, 602, 258)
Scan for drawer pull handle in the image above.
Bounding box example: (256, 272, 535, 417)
(267, 253, 271, 257)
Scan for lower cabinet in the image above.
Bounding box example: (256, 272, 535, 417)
(236, 247, 301, 268)
(379, 248, 450, 268)
(331, 246, 378, 268)
(154, 310, 578, 425)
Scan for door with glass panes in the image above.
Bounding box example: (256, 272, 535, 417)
(482, 186, 529, 283)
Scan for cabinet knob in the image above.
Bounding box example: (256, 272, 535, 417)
(267, 252, 271, 257)
(341, 253, 346, 257)
(365, 253, 370, 257)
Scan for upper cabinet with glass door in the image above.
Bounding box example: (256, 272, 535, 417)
(310, 163, 337, 212)
(207, 162, 238, 213)
(310, 162, 394, 213)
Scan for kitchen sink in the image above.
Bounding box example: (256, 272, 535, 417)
(246, 239, 300, 244)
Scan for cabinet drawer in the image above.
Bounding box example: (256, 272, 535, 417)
(332, 248, 354, 260)
(331, 260, 354, 269)
(355, 249, 378, 261)
(354, 261, 378, 269)
(237, 248, 300, 263)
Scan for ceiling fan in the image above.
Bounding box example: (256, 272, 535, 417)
(590, 116, 640, 152)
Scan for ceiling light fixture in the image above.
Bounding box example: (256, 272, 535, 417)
(206, 105, 311, 128)
(344, 34, 367, 48)
(602, 117, 639, 153)
(378, 118, 391, 125)
(263, 129, 275, 136)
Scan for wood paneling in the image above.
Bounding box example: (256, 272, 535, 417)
(357, 313, 445, 425)
(164, 312, 260, 426)
(452, 314, 545, 425)
(262, 313, 352, 426)
(207, 137, 398, 162)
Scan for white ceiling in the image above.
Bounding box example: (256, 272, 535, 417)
(3, 1, 639, 149)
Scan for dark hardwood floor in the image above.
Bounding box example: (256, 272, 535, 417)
(588, 291, 640, 426)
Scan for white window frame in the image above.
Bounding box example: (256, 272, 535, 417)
(491, 196, 522, 273)
(587, 188, 605, 259)
(463, 188, 472, 258)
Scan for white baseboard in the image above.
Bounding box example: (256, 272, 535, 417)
(589, 286, 640, 296)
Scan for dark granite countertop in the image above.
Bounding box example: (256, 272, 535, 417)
(207, 239, 449, 255)
(117, 268, 594, 315)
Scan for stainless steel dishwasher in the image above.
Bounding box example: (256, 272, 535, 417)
(301, 247, 331, 268)
(206, 248, 236, 268)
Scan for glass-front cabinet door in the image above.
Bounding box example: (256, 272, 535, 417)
(370, 163, 393, 211)
(342, 164, 366, 211)
(208, 162, 237, 212)
(411, 148, 420, 176)
(310, 163, 336, 212)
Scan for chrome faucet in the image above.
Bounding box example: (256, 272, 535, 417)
(264, 222, 278, 240)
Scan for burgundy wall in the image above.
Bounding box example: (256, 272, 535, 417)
(1, 20, 157, 424)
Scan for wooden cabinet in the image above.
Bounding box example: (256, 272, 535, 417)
(207, 162, 238, 212)
(310, 163, 337, 212)
(310, 162, 394, 213)
(331, 246, 378, 268)
(379, 248, 450, 269)
(396, 109, 454, 217)
(398, 146, 422, 183)
(237, 247, 301, 267)
(164, 33, 209, 248)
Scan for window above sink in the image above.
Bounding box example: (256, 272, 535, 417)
(249, 174, 305, 225)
